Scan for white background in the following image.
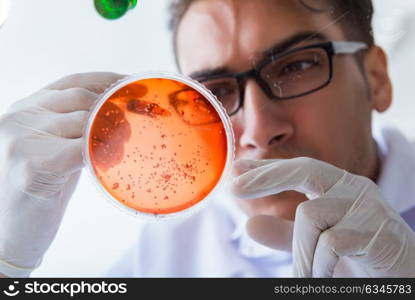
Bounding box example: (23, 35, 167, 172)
(0, 0, 414, 276)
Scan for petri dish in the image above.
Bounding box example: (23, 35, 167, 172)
(83, 73, 234, 220)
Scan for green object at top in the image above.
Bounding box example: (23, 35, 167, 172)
(95, 0, 137, 20)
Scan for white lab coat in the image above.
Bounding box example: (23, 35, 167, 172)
(105, 127, 415, 277)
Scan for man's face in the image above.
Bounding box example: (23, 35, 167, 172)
(176, 0, 381, 219)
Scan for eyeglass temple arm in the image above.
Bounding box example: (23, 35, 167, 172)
(332, 41, 368, 54)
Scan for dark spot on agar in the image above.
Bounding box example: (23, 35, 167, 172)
(161, 173, 171, 182)
(127, 99, 171, 118)
(90, 101, 132, 172)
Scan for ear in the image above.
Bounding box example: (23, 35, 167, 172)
(364, 46, 393, 113)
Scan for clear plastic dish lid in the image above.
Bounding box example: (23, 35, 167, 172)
(83, 72, 235, 220)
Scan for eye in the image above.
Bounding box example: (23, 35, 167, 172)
(279, 59, 318, 76)
(202, 80, 238, 102)
(210, 85, 234, 98)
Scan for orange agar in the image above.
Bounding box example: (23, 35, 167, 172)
(88, 78, 228, 215)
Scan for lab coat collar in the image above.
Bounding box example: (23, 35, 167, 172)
(216, 125, 415, 259)
(374, 126, 415, 213)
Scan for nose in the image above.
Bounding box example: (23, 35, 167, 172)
(238, 79, 294, 152)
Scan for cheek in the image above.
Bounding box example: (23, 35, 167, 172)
(287, 65, 371, 165)
(285, 100, 331, 154)
(295, 94, 344, 132)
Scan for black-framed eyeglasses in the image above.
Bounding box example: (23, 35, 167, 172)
(192, 41, 368, 116)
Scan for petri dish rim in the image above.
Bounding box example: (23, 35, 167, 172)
(83, 72, 235, 221)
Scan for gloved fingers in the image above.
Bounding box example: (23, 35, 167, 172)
(292, 197, 353, 277)
(36, 88, 99, 113)
(44, 72, 125, 94)
(232, 159, 281, 176)
(246, 215, 294, 252)
(311, 225, 387, 277)
(310, 229, 341, 277)
(3, 108, 88, 139)
(345, 219, 408, 271)
(42, 110, 89, 139)
(45, 137, 85, 175)
(9, 88, 99, 114)
(14, 136, 84, 175)
(231, 157, 346, 200)
(9, 138, 83, 200)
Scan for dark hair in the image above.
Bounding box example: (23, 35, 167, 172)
(168, 0, 374, 65)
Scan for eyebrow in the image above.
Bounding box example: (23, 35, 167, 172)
(188, 31, 328, 79)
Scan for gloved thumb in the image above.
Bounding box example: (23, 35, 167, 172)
(246, 215, 294, 252)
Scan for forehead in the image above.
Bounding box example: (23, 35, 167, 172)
(177, 0, 346, 75)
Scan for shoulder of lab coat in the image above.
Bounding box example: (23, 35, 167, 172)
(375, 126, 415, 217)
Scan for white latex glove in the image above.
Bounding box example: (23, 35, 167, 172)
(231, 157, 415, 277)
(0, 72, 124, 277)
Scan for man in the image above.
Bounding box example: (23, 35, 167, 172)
(0, 0, 414, 277)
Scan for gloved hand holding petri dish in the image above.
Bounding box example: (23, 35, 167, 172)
(84, 73, 234, 220)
